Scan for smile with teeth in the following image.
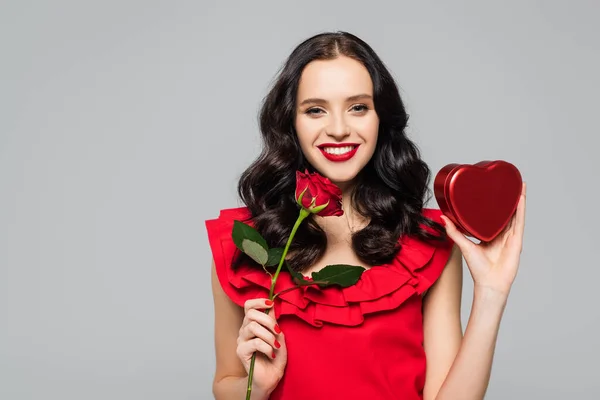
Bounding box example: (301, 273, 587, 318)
(322, 146, 356, 155)
(318, 144, 360, 162)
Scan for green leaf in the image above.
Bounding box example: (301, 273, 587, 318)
(283, 261, 313, 285)
(266, 248, 285, 267)
(242, 239, 269, 266)
(232, 220, 268, 253)
(310, 264, 365, 288)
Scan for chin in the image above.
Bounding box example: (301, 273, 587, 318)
(313, 165, 361, 188)
(329, 174, 358, 185)
(306, 149, 371, 187)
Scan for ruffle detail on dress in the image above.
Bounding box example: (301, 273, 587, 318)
(205, 207, 454, 327)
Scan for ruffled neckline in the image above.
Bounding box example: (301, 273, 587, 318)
(206, 206, 453, 327)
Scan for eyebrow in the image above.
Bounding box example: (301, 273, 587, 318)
(298, 94, 373, 107)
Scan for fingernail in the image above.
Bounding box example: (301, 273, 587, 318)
(274, 340, 281, 349)
(272, 351, 276, 359)
(265, 300, 274, 306)
(274, 324, 281, 334)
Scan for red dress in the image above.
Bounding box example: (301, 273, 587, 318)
(206, 207, 454, 400)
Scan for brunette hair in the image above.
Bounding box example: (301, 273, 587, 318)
(236, 31, 446, 272)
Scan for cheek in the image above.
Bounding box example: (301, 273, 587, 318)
(294, 116, 321, 146)
(356, 115, 379, 142)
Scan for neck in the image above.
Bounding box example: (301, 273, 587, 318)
(341, 185, 360, 230)
(342, 191, 353, 213)
(339, 181, 355, 210)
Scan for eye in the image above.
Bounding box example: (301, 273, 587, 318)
(350, 104, 369, 113)
(305, 107, 324, 115)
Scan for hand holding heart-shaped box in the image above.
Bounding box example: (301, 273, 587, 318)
(434, 160, 522, 242)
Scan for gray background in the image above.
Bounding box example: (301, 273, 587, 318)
(1, 1, 599, 399)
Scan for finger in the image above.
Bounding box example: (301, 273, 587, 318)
(514, 182, 527, 241)
(244, 298, 274, 314)
(440, 215, 476, 256)
(510, 182, 526, 230)
(245, 309, 283, 337)
(240, 320, 282, 351)
(507, 210, 516, 233)
(238, 337, 277, 361)
(501, 213, 516, 243)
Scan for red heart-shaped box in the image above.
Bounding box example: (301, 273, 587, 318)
(434, 160, 522, 242)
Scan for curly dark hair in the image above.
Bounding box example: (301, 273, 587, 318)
(235, 31, 447, 272)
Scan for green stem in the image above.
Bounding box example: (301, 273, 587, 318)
(272, 283, 307, 300)
(246, 207, 310, 400)
(269, 208, 310, 298)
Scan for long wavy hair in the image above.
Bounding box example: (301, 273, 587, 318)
(236, 31, 447, 272)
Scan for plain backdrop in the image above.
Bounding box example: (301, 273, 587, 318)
(1, 1, 599, 399)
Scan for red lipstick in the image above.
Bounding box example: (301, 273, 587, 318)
(317, 143, 360, 162)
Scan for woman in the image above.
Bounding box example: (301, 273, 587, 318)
(206, 31, 526, 400)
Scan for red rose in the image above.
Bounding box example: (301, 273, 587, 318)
(295, 170, 343, 217)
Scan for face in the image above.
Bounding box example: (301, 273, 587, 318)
(294, 56, 379, 190)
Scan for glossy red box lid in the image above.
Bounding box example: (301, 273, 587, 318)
(434, 160, 522, 242)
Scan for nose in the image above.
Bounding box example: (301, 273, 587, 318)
(325, 113, 350, 140)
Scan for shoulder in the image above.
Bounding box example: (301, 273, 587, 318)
(404, 207, 450, 249)
(205, 206, 252, 237)
(422, 207, 443, 218)
(205, 206, 270, 308)
(206, 206, 252, 224)
(395, 207, 455, 295)
(421, 207, 445, 225)
(204, 205, 253, 269)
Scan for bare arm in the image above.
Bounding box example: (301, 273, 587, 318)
(422, 245, 507, 400)
(211, 261, 286, 399)
(424, 184, 526, 400)
(211, 261, 266, 399)
(435, 287, 507, 400)
(422, 244, 464, 400)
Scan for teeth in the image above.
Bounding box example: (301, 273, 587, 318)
(323, 146, 354, 155)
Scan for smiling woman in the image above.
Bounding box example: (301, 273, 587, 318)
(235, 33, 440, 275)
(295, 57, 379, 185)
(205, 31, 526, 400)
